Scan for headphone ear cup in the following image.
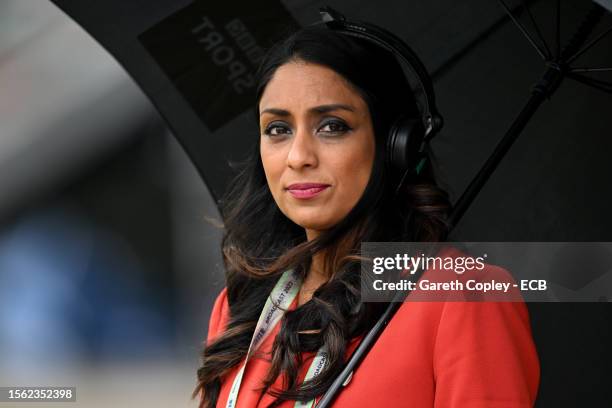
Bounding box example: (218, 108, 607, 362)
(386, 116, 426, 177)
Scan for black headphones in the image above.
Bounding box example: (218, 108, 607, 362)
(318, 6, 444, 192)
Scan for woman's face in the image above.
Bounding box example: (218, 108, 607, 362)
(259, 60, 375, 239)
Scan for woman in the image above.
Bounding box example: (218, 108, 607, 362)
(193, 17, 540, 408)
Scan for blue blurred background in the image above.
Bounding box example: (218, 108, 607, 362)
(0, 1, 223, 405)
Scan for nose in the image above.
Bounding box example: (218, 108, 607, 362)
(286, 126, 318, 170)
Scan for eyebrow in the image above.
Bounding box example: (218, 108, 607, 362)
(259, 103, 355, 117)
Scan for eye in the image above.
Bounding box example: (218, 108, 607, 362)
(318, 119, 351, 135)
(263, 121, 292, 137)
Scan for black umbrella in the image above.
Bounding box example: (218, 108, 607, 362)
(48, 0, 530, 203)
(319, 2, 612, 405)
(49, 0, 612, 406)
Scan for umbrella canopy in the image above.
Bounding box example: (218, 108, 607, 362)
(49, 0, 525, 203)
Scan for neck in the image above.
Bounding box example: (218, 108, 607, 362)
(299, 229, 329, 305)
(308, 252, 327, 280)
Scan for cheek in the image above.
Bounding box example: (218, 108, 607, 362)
(329, 139, 375, 199)
(260, 143, 285, 193)
(350, 140, 375, 184)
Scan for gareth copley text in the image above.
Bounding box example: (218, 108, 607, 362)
(373, 279, 514, 293)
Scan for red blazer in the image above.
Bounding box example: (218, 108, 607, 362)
(206, 248, 540, 407)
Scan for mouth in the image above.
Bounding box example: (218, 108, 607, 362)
(285, 183, 331, 200)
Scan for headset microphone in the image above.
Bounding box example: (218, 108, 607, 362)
(318, 6, 443, 194)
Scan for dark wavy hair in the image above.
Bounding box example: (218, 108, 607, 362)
(193, 24, 451, 408)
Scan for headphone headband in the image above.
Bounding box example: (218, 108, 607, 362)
(318, 6, 443, 138)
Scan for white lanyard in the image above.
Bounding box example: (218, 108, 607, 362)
(226, 269, 328, 408)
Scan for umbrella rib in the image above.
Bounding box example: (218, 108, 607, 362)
(522, 0, 552, 59)
(569, 67, 612, 73)
(566, 24, 612, 64)
(555, 0, 561, 59)
(567, 72, 612, 94)
(497, 0, 549, 60)
(569, 73, 612, 87)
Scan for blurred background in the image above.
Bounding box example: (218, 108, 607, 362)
(0, 1, 223, 406)
(0, 0, 610, 407)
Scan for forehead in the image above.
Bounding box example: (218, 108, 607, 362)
(259, 61, 367, 112)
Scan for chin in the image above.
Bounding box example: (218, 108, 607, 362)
(289, 215, 334, 231)
(282, 206, 342, 231)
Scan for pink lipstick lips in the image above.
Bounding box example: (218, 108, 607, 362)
(286, 183, 330, 199)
